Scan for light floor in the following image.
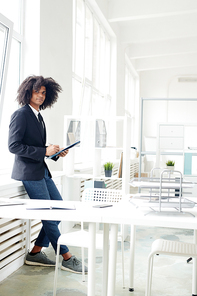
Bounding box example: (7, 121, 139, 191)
(0, 225, 194, 296)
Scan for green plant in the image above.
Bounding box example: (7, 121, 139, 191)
(166, 160, 175, 166)
(104, 162, 114, 171)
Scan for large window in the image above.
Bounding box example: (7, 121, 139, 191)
(125, 60, 139, 147)
(72, 0, 112, 117)
(72, 0, 113, 165)
(0, 22, 8, 92)
(0, 1, 23, 173)
(0, 14, 13, 121)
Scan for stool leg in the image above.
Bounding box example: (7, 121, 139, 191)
(25, 220, 31, 256)
(129, 224, 136, 291)
(88, 222, 96, 296)
(102, 223, 109, 296)
(107, 224, 118, 296)
(146, 254, 154, 296)
(149, 255, 154, 296)
(192, 230, 197, 296)
(121, 224, 125, 288)
(53, 242, 60, 296)
(82, 246, 85, 282)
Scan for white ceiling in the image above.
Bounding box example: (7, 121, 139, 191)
(108, 0, 197, 72)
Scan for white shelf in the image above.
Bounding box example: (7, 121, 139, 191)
(63, 115, 132, 197)
(66, 173, 122, 180)
(66, 174, 93, 179)
(141, 151, 183, 156)
(93, 175, 122, 180)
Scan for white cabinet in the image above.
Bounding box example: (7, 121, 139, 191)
(156, 123, 197, 179)
(156, 123, 184, 170)
(160, 138, 184, 150)
(159, 125, 184, 137)
(159, 124, 184, 150)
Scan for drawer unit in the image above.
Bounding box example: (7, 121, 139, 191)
(160, 125, 184, 137)
(160, 137, 184, 149)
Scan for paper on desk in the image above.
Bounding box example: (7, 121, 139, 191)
(26, 205, 76, 210)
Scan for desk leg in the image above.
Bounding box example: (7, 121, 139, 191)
(129, 224, 136, 292)
(102, 223, 109, 296)
(107, 223, 118, 296)
(192, 229, 197, 296)
(25, 219, 31, 254)
(88, 222, 96, 296)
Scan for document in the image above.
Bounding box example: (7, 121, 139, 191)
(47, 140, 80, 159)
(68, 132, 75, 144)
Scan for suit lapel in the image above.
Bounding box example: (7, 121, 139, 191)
(26, 105, 46, 144)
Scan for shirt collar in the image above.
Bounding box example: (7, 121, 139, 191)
(28, 104, 40, 118)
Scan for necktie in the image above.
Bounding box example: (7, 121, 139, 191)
(38, 113, 44, 138)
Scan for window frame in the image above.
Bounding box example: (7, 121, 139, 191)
(72, 0, 112, 117)
(0, 13, 13, 126)
(125, 55, 140, 147)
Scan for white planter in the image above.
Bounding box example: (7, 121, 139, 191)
(166, 165, 174, 171)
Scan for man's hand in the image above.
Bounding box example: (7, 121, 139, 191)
(46, 144, 60, 156)
(59, 149, 69, 157)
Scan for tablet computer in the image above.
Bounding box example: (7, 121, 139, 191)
(47, 140, 80, 159)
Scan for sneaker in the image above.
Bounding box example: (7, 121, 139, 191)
(61, 256, 88, 274)
(25, 252, 55, 267)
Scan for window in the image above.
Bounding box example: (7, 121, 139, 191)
(0, 1, 23, 173)
(72, 0, 113, 165)
(125, 61, 139, 147)
(72, 0, 112, 117)
(0, 14, 13, 121)
(0, 22, 8, 92)
(125, 65, 135, 117)
(0, 38, 21, 172)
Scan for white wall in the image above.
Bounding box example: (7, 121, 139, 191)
(139, 67, 197, 172)
(39, 0, 73, 171)
(23, 0, 139, 170)
(140, 67, 197, 98)
(140, 67, 197, 139)
(23, 0, 40, 77)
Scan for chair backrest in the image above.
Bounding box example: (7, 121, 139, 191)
(82, 188, 123, 203)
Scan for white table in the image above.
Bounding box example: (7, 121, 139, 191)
(1, 199, 197, 296)
(101, 200, 197, 296)
(0, 199, 105, 296)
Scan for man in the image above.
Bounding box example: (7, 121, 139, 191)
(8, 75, 87, 274)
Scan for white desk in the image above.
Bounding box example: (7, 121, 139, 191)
(101, 201, 197, 296)
(1, 199, 197, 296)
(0, 199, 104, 296)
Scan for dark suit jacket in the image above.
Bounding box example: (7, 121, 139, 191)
(8, 104, 54, 181)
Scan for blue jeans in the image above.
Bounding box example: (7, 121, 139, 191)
(22, 169, 69, 254)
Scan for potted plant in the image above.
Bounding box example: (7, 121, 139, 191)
(166, 160, 175, 170)
(104, 162, 114, 177)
